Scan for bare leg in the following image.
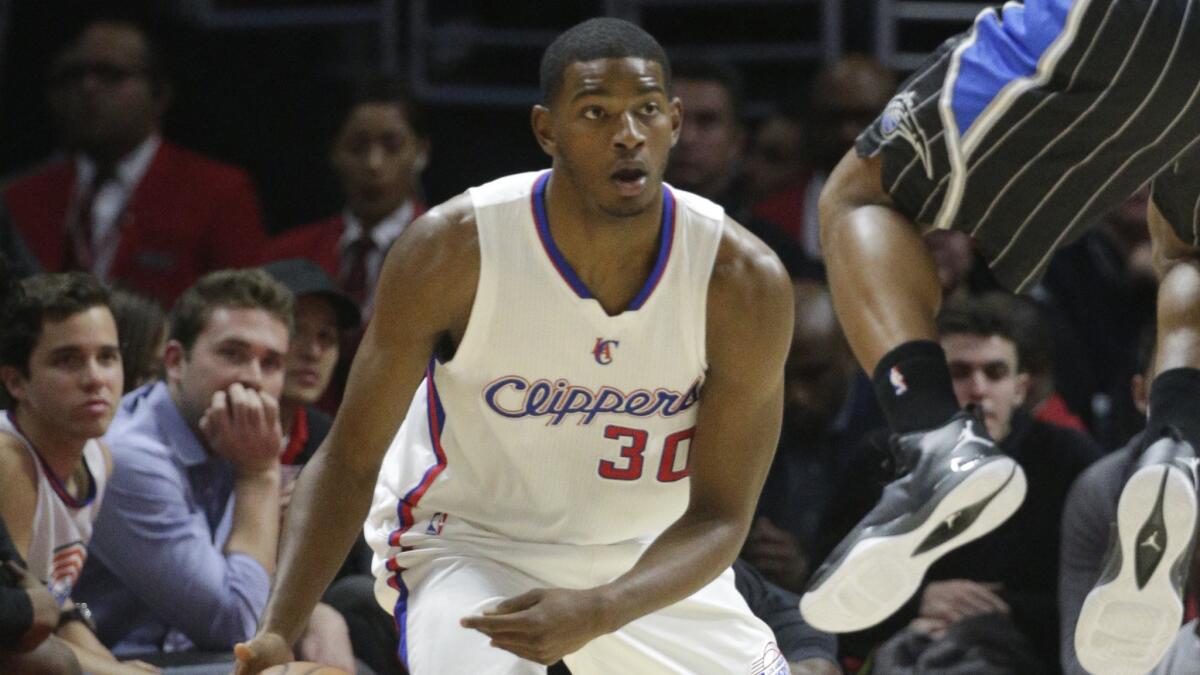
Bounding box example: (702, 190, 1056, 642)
(819, 153, 943, 374)
(1150, 205, 1200, 375)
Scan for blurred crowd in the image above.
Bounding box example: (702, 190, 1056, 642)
(1, 14, 1193, 675)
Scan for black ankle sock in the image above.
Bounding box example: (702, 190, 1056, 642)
(872, 340, 961, 433)
(1146, 367, 1200, 449)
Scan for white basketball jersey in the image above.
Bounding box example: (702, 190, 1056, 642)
(366, 171, 724, 558)
(1, 411, 106, 605)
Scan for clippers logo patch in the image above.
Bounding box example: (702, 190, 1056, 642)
(593, 338, 619, 365)
(880, 91, 935, 179)
(426, 512, 447, 535)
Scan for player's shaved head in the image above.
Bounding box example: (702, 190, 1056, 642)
(539, 17, 671, 104)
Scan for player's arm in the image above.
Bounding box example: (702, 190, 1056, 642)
(235, 194, 480, 673)
(597, 217, 793, 622)
(463, 218, 793, 663)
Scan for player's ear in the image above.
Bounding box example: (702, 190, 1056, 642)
(669, 96, 682, 148)
(531, 104, 556, 157)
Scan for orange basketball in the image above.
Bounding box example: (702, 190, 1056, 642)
(259, 663, 351, 675)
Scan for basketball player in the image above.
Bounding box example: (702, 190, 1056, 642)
(235, 18, 793, 675)
(799, 1, 1200, 674)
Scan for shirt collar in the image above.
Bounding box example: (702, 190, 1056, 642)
(145, 380, 210, 467)
(337, 200, 415, 252)
(74, 134, 161, 191)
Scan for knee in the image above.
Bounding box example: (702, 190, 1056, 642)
(818, 152, 894, 252)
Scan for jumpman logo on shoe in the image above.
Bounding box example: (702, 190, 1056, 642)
(957, 420, 994, 449)
(1140, 531, 1163, 553)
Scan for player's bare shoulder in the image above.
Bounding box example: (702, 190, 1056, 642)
(707, 216, 794, 344)
(376, 192, 480, 333)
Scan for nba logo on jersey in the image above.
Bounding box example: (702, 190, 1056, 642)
(592, 338, 619, 365)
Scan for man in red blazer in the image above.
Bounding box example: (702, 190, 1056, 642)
(271, 77, 429, 322)
(0, 19, 267, 308)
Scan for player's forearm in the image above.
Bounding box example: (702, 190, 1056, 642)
(225, 467, 281, 573)
(594, 509, 749, 631)
(258, 446, 378, 645)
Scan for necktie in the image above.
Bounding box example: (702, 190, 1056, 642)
(342, 236, 374, 309)
(64, 167, 113, 273)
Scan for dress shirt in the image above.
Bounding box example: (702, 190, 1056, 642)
(75, 381, 270, 656)
(337, 201, 414, 318)
(72, 135, 160, 279)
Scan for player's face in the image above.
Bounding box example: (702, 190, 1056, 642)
(166, 307, 289, 428)
(282, 296, 340, 406)
(2, 307, 123, 441)
(942, 333, 1029, 442)
(539, 57, 681, 218)
(667, 79, 743, 197)
(332, 103, 427, 224)
(48, 22, 162, 158)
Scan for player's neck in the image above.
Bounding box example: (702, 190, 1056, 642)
(12, 407, 89, 481)
(544, 173, 663, 244)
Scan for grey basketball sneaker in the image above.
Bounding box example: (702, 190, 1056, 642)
(800, 410, 1027, 633)
(1075, 428, 1198, 675)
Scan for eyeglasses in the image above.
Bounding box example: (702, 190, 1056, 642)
(51, 61, 147, 88)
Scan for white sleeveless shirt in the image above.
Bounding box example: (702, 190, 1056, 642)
(1, 411, 107, 605)
(366, 171, 725, 554)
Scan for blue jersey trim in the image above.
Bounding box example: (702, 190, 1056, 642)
(951, 0, 1071, 137)
(531, 172, 676, 310)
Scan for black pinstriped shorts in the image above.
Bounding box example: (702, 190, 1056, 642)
(858, 0, 1200, 292)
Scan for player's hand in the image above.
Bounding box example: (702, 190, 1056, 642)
(460, 587, 612, 665)
(917, 579, 1008, 624)
(199, 383, 282, 475)
(232, 632, 293, 675)
(742, 516, 810, 593)
(5, 560, 60, 652)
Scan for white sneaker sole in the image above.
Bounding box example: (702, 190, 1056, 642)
(1075, 465, 1197, 675)
(800, 458, 1027, 633)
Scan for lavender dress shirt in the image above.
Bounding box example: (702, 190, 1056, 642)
(75, 381, 270, 656)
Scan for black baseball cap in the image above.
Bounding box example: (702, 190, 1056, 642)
(262, 258, 361, 329)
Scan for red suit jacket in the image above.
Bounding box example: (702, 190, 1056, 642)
(270, 202, 427, 283)
(2, 140, 267, 307)
(270, 213, 346, 280)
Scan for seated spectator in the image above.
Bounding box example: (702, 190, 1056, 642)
(271, 76, 430, 321)
(750, 55, 895, 260)
(665, 59, 816, 279)
(1, 18, 268, 307)
(819, 294, 1101, 669)
(1006, 294, 1087, 433)
(75, 269, 353, 671)
(263, 259, 399, 674)
(746, 281, 881, 593)
(1059, 326, 1199, 675)
(108, 287, 166, 391)
(0, 271, 154, 674)
(1039, 187, 1157, 444)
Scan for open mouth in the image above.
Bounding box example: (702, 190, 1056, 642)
(610, 167, 648, 195)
